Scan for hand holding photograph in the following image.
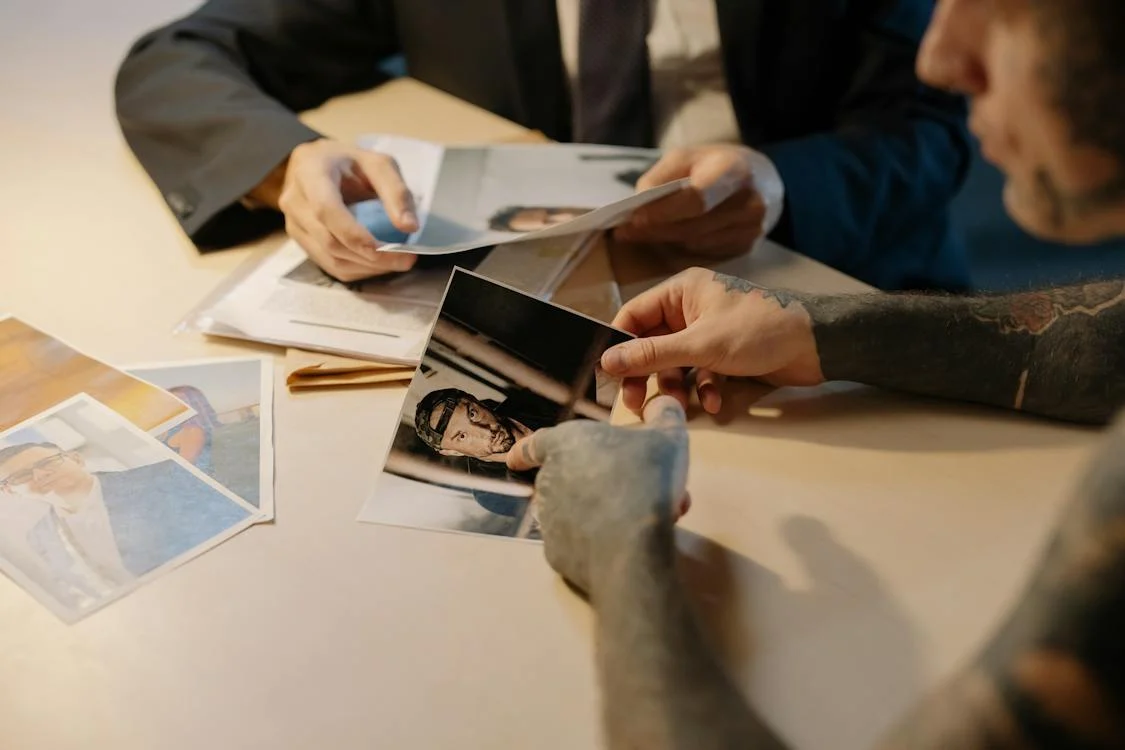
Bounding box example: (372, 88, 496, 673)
(0, 394, 262, 622)
(357, 269, 631, 541)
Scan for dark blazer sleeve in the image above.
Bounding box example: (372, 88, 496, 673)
(759, 1, 972, 290)
(114, 0, 400, 249)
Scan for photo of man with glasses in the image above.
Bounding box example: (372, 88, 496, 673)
(0, 430, 250, 612)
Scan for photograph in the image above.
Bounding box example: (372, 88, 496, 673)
(0, 315, 193, 434)
(350, 136, 669, 255)
(487, 206, 593, 233)
(0, 394, 261, 622)
(357, 268, 632, 541)
(127, 357, 275, 518)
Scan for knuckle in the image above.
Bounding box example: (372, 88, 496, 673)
(366, 152, 394, 169)
(277, 190, 297, 214)
(683, 266, 710, 283)
(636, 337, 660, 367)
(666, 146, 691, 164)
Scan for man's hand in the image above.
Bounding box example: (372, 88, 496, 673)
(260, 140, 421, 281)
(601, 268, 824, 414)
(507, 396, 690, 597)
(614, 145, 781, 257)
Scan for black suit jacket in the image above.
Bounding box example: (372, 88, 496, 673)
(115, 0, 972, 290)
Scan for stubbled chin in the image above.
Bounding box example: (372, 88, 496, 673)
(1003, 183, 1116, 245)
(1003, 181, 1065, 242)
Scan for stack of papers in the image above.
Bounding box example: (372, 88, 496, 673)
(0, 316, 272, 622)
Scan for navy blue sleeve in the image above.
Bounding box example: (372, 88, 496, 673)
(761, 1, 972, 291)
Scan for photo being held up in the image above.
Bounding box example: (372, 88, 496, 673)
(487, 205, 593, 234)
(413, 387, 538, 463)
(358, 268, 629, 540)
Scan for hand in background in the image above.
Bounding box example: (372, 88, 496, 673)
(253, 139, 421, 281)
(507, 396, 690, 597)
(614, 145, 782, 257)
(601, 267, 824, 414)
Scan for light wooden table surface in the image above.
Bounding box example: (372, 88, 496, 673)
(0, 2, 1102, 749)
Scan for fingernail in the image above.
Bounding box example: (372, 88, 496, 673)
(699, 384, 721, 414)
(601, 348, 626, 373)
(401, 210, 418, 230)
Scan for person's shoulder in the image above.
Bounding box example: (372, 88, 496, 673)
(100, 460, 190, 491)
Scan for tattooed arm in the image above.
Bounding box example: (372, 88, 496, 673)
(875, 414, 1125, 748)
(514, 396, 1125, 749)
(600, 268, 1125, 424)
(509, 397, 786, 749)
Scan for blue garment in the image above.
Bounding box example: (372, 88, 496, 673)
(163, 421, 215, 476)
(118, 0, 972, 291)
(28, 460, 251, 579)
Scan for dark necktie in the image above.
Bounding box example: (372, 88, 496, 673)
(575, 0, 654, 147)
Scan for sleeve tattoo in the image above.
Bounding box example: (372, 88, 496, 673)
(806, 280, 1125, 424)
(875, 415, 1125, 748)
(591, 416, 1125, 749)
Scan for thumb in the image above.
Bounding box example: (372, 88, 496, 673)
(635, 149, 693, 192)
(601, 330, 704, 377)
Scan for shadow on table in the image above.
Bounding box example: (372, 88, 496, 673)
(684, 379, 1096, 453)
(676, 517, 924, 750)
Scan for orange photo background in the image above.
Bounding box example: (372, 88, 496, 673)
(0, 318, 191, 432)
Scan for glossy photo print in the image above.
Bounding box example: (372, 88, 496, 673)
(0, 315, 192, 434)
(0, 394, 262, 622)
(357, 269, 630, 541)
(127, 357, 275, 519)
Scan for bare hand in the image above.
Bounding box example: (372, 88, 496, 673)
(507, 396, 691, 596)
(600, 268, 824, 414)
(614, 145, 770, 257)
(277, 140, 420, 281)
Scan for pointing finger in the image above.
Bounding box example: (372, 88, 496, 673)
(507, 428, 557, 472)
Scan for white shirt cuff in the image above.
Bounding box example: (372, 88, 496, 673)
(746, 149, 785, 237)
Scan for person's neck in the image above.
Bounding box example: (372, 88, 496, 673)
(53, 475, 96, 514)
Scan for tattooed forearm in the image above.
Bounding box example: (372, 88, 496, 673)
(596, 522, 786, 750)
(875, 414, 1125, 748)
(714, 271, 803, 309)
(806, 279, 1125, 424)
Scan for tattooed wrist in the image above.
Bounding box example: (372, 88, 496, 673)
(712, 271, 807, 309)
(589, 514, 675, 602)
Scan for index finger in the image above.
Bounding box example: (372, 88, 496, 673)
(630, 187, 706, 227)
(507, 428, 557, 472)
(301, 171, 381, 256)
(610, 278, 687, 335)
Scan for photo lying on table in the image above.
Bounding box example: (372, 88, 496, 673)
(0, 394, 262, 622)
(0, 315, 192, 434)
(127, 357, 275, 519)
(357, 268, 631, 541)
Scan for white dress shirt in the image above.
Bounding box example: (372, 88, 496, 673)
(556, 0, 785, 235)
(54, 478, 135, 590)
